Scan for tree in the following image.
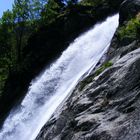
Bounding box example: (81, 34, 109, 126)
(0, 10, 15, 81)
(0, 10, 14, 63)
(28, 0, 47, 19)
(12, 0, 31, 62)
(66, 0, 78, 5)
(54, 0, 65, 7)
(41, 0, 62, 21)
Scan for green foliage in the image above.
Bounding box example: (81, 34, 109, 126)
(0, 10, 14, 25)
(80, 0, 104, 6)
(79, 61, 113, 91)
(0, 0, 44, 94)
(118, 13, 140, 40)
(67, 0, 78, 5)
(95, 61, 113, 77)
(0, 0, 77, 95)
(42, 0, 60, 22)
(0, 57, 10, 95)
(79, 75, 93, 91)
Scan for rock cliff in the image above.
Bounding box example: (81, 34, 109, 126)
(36, 0, 140, 140)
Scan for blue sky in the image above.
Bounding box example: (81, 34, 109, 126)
(0, 0, 14, 17)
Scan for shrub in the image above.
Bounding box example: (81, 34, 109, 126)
(118, 12, 140, 40)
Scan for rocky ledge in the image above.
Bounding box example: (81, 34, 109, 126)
(36, 0, 140, 140)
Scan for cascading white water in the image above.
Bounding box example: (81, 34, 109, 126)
(0, 14, 119, 140)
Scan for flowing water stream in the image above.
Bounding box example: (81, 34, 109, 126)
(0, 14, 119, 140)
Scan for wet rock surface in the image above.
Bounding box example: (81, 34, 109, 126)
(36, 41, 140, 140)
(36, 0, 140, 139)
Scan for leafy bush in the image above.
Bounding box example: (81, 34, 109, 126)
(118, 12, 140, 40)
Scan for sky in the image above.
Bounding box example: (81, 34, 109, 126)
(0, 0, 14, 17)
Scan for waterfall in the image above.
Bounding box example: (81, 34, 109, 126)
(0, 14, 119, 140)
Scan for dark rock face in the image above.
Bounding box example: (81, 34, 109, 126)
(36, 0, 140, 140)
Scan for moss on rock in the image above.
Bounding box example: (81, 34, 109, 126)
(79, 61, 113, 91)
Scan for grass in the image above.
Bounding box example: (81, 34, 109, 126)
(94, 61, 113, 77)
(79, 61, 113, 91)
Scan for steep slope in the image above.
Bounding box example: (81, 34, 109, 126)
(36, 0, 140, 140)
